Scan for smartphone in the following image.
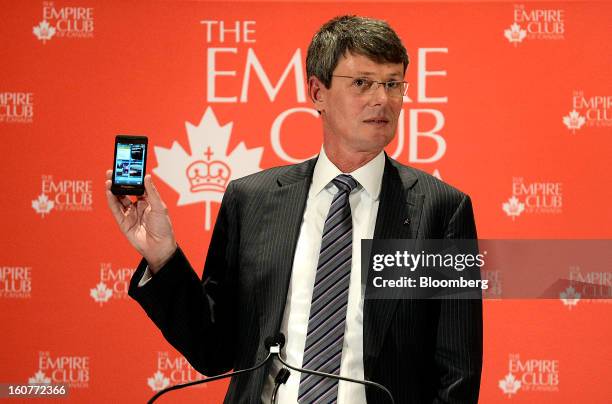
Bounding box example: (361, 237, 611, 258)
(111, 135, 148, 196)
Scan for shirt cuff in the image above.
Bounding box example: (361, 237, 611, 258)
(138, 266, 153, 287)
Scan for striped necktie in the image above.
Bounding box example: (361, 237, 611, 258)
(298, 174, 358, 403)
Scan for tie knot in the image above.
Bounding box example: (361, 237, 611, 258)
(332, 174, 358, 193)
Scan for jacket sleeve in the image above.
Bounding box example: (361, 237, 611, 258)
(434, 194, 483, 403)
(128, 182, 239, 376)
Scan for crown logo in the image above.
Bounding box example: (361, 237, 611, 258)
(504, 23, 527, 45)
(33, 20, 56, 44)
(563, 109, 586, 133)
(28, 370, 52, 385)
(32, 193, 54, 217)
(498, 372, 522, 396)
(502, 196, 525, 220)
(153, 107, 263, 230)
(186, 146, 231, 193)
(90, 281, 113, 306)
(560, 286, 581, 309)
(147, 370, 170, 392)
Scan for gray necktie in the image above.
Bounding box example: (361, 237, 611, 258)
(298, 174, 358, 403)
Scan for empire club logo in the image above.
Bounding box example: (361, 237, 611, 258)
(0, 92, 34, 123)
(90, 263, 135, 306)
(560, 266, 612, 309)
(502, 177, 562, 220)
(0, 266, 32, 299)
(563, 91, 612, 133)
(148, 352, 206, 392)
(33, 1, 94, 43)
(30, 351, 90, 388)
(32, 175, 93, 217)
(153, 107, 263, 230)
(498, 353, 559, 396)
(504, 4, 565, 45)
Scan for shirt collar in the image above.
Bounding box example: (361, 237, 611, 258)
(311, 146, 385, 200)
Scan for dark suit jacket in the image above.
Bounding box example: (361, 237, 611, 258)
(129, 155, 482, 404)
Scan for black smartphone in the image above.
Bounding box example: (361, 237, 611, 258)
(111, 135, 148, 196)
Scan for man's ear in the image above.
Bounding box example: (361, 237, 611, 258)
(308, 76, 326, 113)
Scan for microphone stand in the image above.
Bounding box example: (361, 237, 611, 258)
(147, 351, 273, 404)
(269, 337, 395, 404)
(147, 334, 286, 403)
(146, 334, 394, 404)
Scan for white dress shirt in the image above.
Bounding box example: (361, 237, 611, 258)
(261, 147, 384, 403)
(140, 148, 385, 403)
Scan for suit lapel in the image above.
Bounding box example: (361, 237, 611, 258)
(253, 155, 425, 375)
(255, 159, 316, 340)
(363, 157, 424, 377)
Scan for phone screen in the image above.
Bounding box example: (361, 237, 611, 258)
(114, 143, 146, 186)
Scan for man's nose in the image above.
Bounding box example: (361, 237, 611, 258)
(369, 83, 389, 105)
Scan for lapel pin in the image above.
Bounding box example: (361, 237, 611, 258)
(404, 218, 410, 225)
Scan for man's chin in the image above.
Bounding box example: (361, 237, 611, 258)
(364, 128, 396, 147)
(352, 137, 395, 155)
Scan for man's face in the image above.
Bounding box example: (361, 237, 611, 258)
(312, 52, 405, 155)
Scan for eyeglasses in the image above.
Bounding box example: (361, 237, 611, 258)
(332, 75, 408, 98)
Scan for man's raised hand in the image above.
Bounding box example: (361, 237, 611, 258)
(105, 170, 177, 273)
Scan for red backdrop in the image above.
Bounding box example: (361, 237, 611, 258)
(1, 0, 611, 402)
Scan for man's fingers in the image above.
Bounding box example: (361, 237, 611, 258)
(143, 174, 166, 211)
(118, 195, 132, 208)
(105, 182, 126, 221)
(105, 171, 133, 209)
(136, 198, 148, 218)
(104, 180, 132, 216)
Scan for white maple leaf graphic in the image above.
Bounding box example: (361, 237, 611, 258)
(154, 107, 263, 230)
(147, 370, 170, 392)
(504, 23, 527, 45)
(32, 193, 54, 217)
(33, 20, 56, 44)
(28, 370, 52, 384)
(560, 286, 581, 309)
(563, 110, 586, 133)
(502, 196, 525, 220)
(90, 282, 113, 305)
(498, 372, 521, 396)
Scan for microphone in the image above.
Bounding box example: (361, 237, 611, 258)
(270, 332, 395, 404)
(271, 368, 290, 404)
(147, 335, 283, 404)
(265, 333, 286, 352)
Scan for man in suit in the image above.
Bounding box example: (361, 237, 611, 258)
(106, 15, 482, 403)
